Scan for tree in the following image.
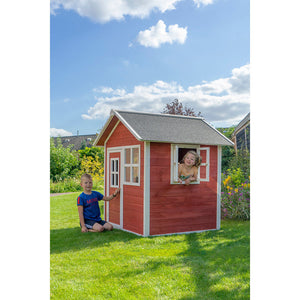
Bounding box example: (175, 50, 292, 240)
(162, 99, 202, 117)
(50, 137, 79, 181)
(217, 127, 236, 172)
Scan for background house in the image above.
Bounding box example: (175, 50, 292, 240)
(94, 110, 233, 237)
(231, 113, 250, 153)
(52, 134, 97, 151)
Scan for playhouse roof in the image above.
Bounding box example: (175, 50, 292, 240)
(94, 110, 234, 146)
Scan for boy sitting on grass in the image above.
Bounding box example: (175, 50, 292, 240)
(77, 173, 120, 233)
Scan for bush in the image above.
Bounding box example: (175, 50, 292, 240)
(221, 149, 250, 220)
(227, 149, 250, 180)
(79, 155, 104, 180)
(50, 139, 105, 193)
(217, 127, 236, 172)
(50, 138, 79, 181)
(50, 176, 104, 194)
(50, 177, 82, 193)
(221, 173, 250, 220)
(78, 146, 104, 161)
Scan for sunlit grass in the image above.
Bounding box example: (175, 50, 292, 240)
(51, 193, 250, 299)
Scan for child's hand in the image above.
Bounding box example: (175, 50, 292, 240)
(184, 179, 191, 185)
(81, 225, 88, 233)
(113, 188, 120, 196)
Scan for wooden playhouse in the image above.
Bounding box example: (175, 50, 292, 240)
(93, 110, 233, 236)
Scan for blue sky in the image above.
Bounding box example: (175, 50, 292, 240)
(50, 0, 250, 137)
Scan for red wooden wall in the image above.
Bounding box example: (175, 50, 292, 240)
(105, 122, 144, 235)
(149, 143, 218, 235)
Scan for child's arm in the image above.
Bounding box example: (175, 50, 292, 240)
(78, 206, 88, 232)
(102, 188, 120, 201)
(184, 167, 198, 185)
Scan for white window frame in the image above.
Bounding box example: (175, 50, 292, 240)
(199, 147, 210, 182)
(171, 144, 201, 184)
(110, 158, 119, 188)
(124, 145, 140, 186)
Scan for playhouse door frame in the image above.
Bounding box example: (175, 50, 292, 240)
(106, 147, 123, 229)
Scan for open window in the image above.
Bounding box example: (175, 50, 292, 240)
(199, 147, 210, 182)
(124, 146, 140, 185)
(171, 144, 210, 184)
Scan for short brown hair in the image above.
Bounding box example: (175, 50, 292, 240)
(81, 173, 92, 181)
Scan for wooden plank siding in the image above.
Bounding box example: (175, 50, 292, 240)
(149, 143, 218, 235)
(105, 122, 144, 235)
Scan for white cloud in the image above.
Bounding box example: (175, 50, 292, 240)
(50, 128, 73, 137)
(50, 0, 182, 23)
(51, 0, 215, 23)
(193, 0, 214, 8)
(82, 64, 250, 126)
(137, 20, 187, 48)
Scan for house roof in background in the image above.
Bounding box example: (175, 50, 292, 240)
(232, 112, 250, 136)
(52, 134, 97, 151)
(94, 110, 234, 146)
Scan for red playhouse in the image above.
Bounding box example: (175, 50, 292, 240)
(93, 110, 233, 236)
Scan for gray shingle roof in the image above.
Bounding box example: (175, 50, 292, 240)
(232, 112, 250, 136)
(95, 110, 233, 146)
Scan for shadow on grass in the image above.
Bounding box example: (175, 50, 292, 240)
(50, 227, 139, 254)
(51, 221, 249, 299)
(178, 222, 250, 299)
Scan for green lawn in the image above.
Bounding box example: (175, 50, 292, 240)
(51, 193, 250, 300)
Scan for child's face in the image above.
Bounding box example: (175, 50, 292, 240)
(81, 177, 93, 194)
(184, 153, 196, 167)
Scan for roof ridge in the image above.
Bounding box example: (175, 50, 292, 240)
(113, 109, 204, 120)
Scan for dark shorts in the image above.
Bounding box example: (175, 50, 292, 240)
(82, 219, 107, 229)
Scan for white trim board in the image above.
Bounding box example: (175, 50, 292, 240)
(143, 141, 150, 237)
(216, 145, 222, 230)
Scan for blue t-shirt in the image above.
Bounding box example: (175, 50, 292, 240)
(77, 191, 104, 221)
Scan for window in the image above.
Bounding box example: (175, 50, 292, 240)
(124, 146, 140, 185)
(110, 158, 119, 187)
(199, 147, 210, 182)
(171, 144, 210, 184)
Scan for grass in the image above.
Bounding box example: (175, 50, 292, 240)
(51, 193, 250, 299)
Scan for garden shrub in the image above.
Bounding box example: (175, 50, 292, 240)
(50, 138, 79, 181)
(50, 139, 104, 193)
(79, 155, 104, 180)
(78, 146, 104, 161)
(50, 176, 104, 193)
(221, 174, 250, 220)
(221, 149, 250, 220)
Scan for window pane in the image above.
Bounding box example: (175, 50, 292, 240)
(125, 149, 131, 164)
(111, 174, 115, 186)
(116, 174, 118, 186)
(132, 147, 139, 164)
(125, 167, 130, 182)
(111, 160, 114, 172)
(115, 160, 118, 172)
(132, 167, 139, 183)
